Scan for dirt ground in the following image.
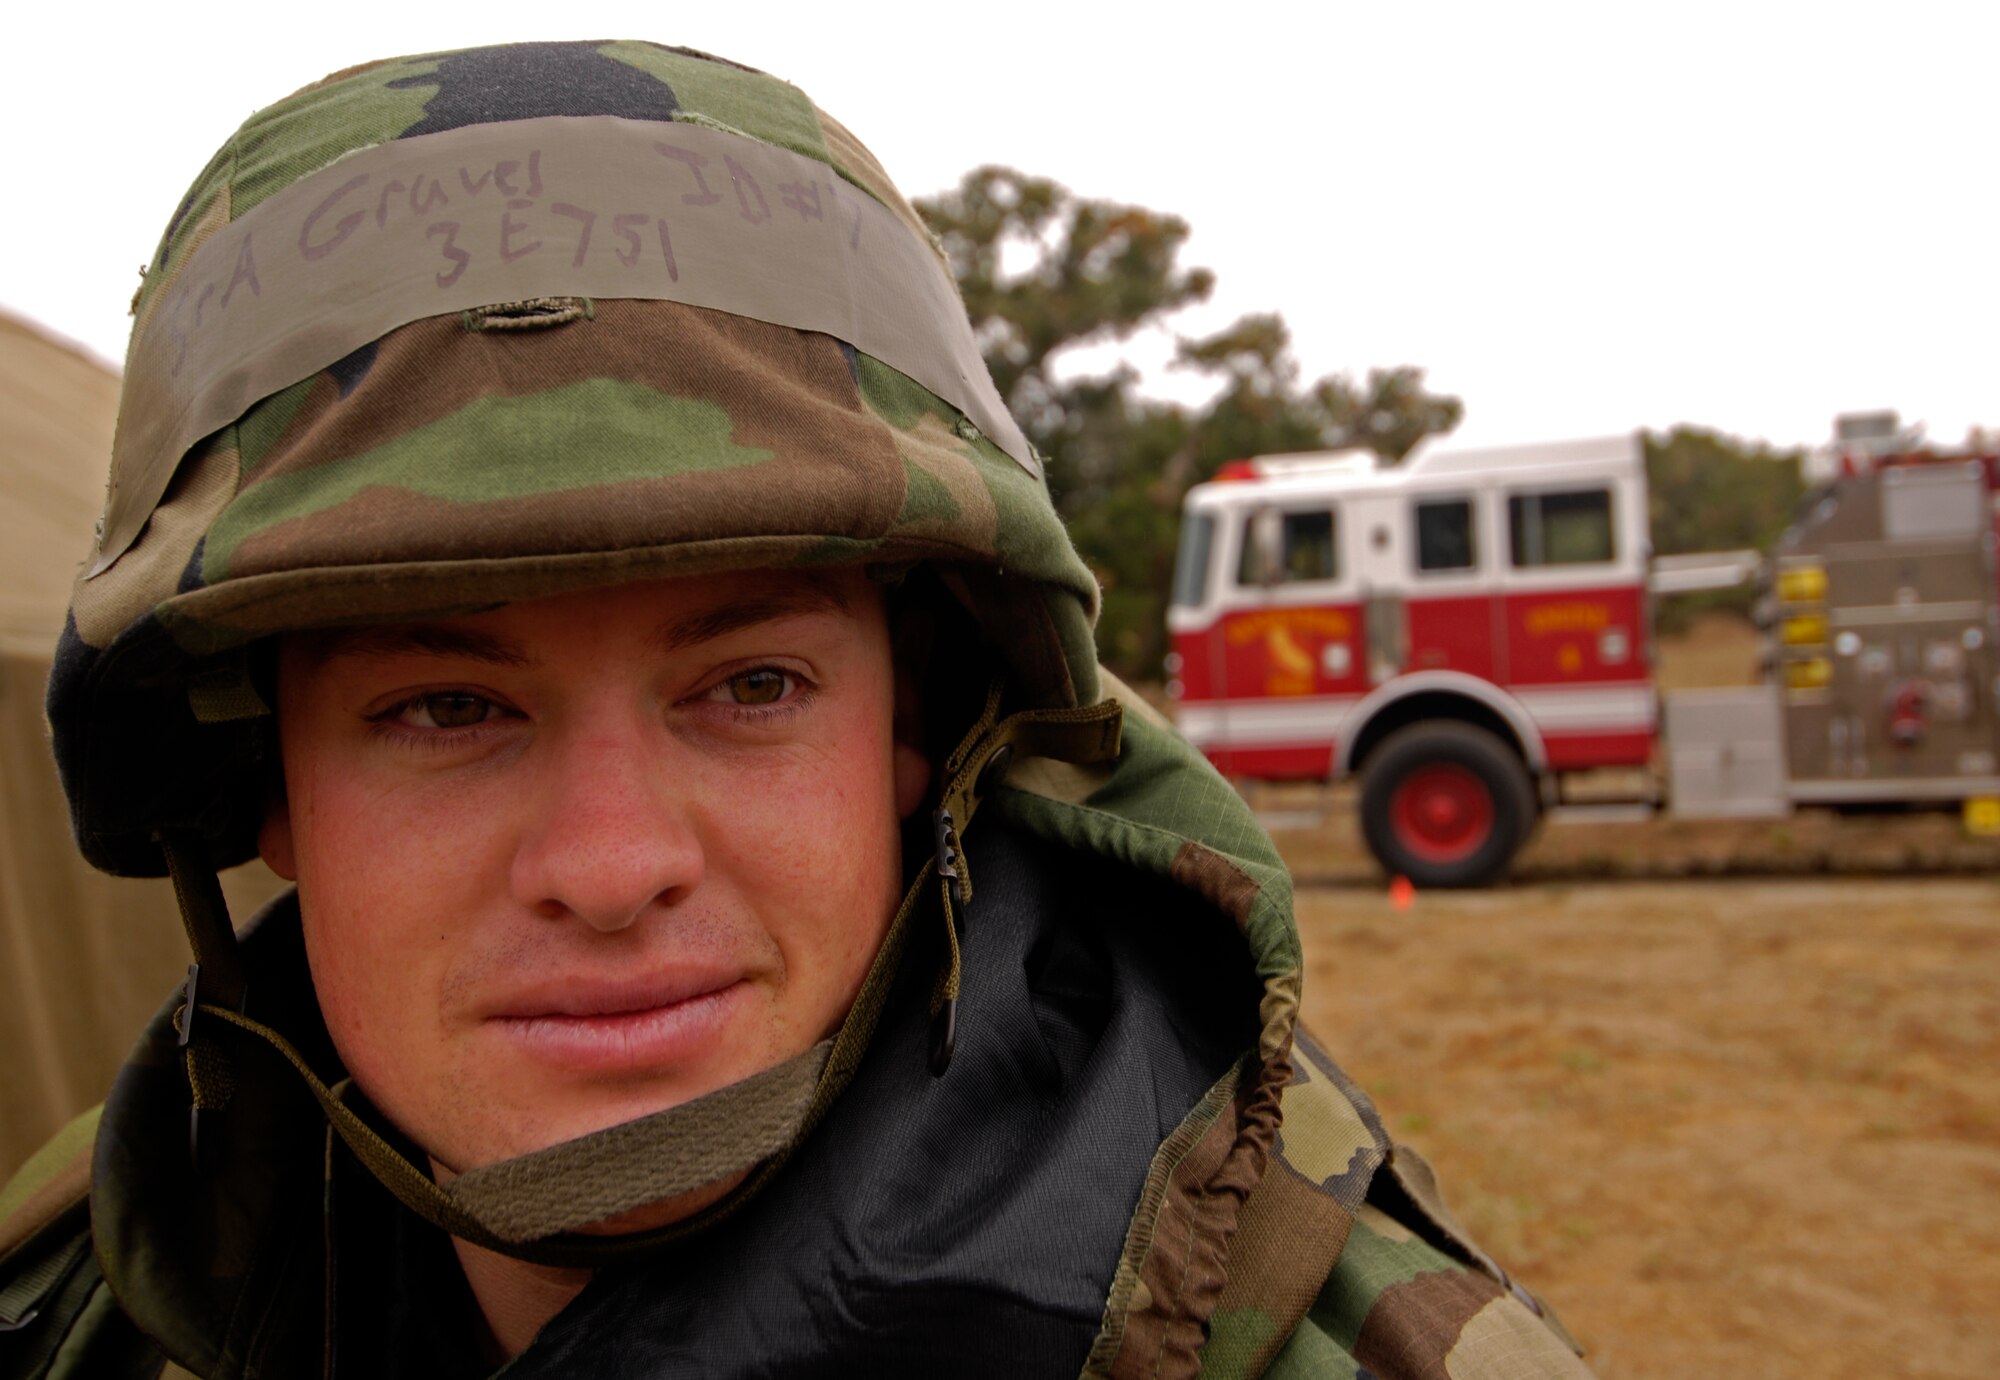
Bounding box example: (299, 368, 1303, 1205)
(1284, 864, 1999, 1378)
(1245, 616, 2000, 1377)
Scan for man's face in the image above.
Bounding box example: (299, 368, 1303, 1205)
(259, 569, 928, 1182)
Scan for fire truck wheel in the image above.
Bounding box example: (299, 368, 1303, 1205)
(1359, 722, 1536, 889)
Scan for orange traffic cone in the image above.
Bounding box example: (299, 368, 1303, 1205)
(1388, 875, 1416, 912)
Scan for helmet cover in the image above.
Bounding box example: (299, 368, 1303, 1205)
(51, 40, 1102, 876)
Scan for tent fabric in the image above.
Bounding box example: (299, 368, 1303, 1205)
(1, 312, 118, 659)
(0, 310, 282, 1177)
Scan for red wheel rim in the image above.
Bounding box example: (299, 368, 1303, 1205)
(1388, 763, 1495, 864)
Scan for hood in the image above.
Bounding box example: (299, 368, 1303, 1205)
(85, 690, 1392, 1379)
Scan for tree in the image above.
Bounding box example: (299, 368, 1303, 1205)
(1316, 366, 1466, 465)
(916, 168, 1463, 677)
(918, 166, 1214, 441)
(1644, 426, 1806, 631)
(1171, 317, 1461, 475)
(1644, 426, 1805, 557)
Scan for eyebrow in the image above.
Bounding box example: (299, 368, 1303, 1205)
(655, 583, 853, 651)
(298, 582, 855, 668)
(299, 623, 534, 669)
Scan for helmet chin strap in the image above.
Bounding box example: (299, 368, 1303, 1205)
(162, 693, 1122, 1267)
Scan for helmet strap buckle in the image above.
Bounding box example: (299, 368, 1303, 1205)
(161, 832, 249, 1171)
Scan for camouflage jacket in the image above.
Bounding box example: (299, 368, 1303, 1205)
(0, 690, 1588, 1379)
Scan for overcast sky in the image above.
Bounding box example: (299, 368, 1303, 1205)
(5, 3, 1992, 454)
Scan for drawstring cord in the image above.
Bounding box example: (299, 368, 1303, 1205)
(923, 685, 1124, 1075)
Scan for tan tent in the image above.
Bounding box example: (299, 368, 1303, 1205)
(1, 310, 280, 1178)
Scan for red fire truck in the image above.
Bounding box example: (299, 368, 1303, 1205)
(1165, 419, 2000, 885)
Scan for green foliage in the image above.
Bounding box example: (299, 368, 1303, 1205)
(1644, 426, 1806, 556)
(916, 169, 1462, 677)
(919, 167, 1215, 431)
(1645, 426, 1806, 632)
(1319, 367, 1466, 466)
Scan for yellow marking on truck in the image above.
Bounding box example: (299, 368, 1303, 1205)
(1525, 602, 1611, 637)
(1225, 608, 1354, 644)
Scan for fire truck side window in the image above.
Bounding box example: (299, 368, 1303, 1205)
(1414, 498, 1477, 572)
(1508, 488, 1614, 567)
(1238, 508, 1339, 586)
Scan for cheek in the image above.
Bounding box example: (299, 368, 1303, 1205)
(721, 693, 905, 1005)
(284, 754, 500, 1076)
(287, 737, 516, 893)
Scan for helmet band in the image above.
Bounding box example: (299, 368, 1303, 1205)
(95, 114, 1035, 576)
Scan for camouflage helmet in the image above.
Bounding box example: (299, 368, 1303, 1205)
(50, 40, 1101, 878)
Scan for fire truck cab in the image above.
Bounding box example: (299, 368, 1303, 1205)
(1167, 434, 1656, 886)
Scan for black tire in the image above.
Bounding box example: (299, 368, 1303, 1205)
(1358, 721, 1536, 888)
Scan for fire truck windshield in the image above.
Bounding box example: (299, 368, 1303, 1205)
(1172, 511, 1215, 608)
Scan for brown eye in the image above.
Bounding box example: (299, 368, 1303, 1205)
(728, 670, 789, 705)
(414, 693, 492, 728)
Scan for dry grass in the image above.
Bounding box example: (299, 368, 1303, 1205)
(1650, 610, 1764, 690)
(1257, 785, 2000, 886)
(1291, 876, 2000, 1378)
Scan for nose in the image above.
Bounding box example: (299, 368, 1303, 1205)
(508, 714, 703, 932)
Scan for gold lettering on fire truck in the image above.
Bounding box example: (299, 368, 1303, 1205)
(1225, 609, 1354, 644)
(1523, 601, 1611, 637)
(1225, 609, 1354, 697)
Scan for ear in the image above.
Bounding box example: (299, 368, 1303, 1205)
(258, 793, 299, 881)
